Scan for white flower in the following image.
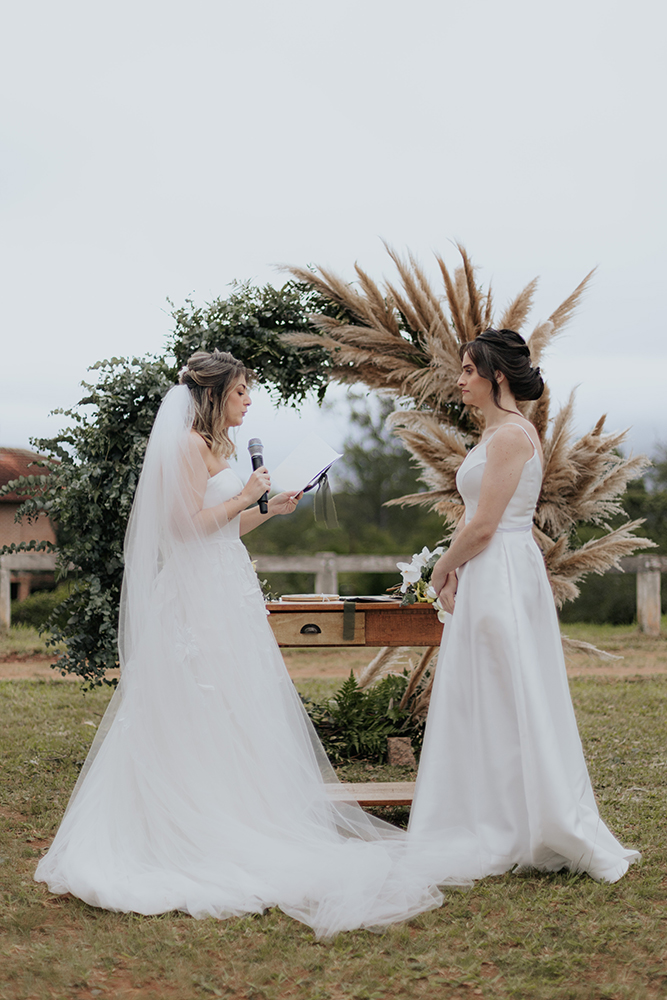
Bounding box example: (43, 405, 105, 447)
(397, 546, 432, 592)
(413, 546, 432, 570)
(432, 597, 448, 623)
(396, 560, 421, 592)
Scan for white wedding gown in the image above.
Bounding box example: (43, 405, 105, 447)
(408, 424, 640, 882)
(35, 400, 444, 938)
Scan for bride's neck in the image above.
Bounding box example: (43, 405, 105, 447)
(480, 394, 522, 429)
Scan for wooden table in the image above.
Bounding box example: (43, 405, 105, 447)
(266, 599, 443, 648)
(266, 601, 442, 806)
(267, 599, 442, 808)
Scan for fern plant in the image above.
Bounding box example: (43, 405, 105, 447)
(303, 672, 423, 764)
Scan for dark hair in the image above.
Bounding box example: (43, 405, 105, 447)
(179, 349, 255, 457)
(460, 328, 544, 409)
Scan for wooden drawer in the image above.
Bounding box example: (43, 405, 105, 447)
(266, 601, 443, 647)
(269, 610, 366, 645)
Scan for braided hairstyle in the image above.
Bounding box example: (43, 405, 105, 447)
(178, 349, 255, 458)
(461, 329, 544, 410)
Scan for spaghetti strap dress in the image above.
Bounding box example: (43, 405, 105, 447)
(408, 423, 640, 883)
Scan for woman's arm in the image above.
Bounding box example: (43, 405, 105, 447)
(431, 425, 534, 594)
(192, 468, 271, 535)
(183, 434, 273, 535)
(239, 491, 303, 536)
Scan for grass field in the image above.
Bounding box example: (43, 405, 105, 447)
(1, 628, 666, 1000)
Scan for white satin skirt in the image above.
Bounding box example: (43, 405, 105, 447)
(408, 529, 640, 883)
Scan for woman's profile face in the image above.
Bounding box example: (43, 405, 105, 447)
(458, 352, 492, 407)
(223, 379, 251, 428)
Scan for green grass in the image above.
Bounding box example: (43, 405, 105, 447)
(560, 616, 667, 643)
(0, 672, 666, 1000)
(0, 624, 62, 660)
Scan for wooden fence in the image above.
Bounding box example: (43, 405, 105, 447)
(253, 552, 667, 637)
(2, 550, 666, 635)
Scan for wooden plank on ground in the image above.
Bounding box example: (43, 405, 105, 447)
(327, 781, 415, 806)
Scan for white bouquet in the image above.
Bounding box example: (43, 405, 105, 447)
(395, 546, 448, 622)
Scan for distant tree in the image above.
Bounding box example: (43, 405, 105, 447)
(561, 445, 667, 624)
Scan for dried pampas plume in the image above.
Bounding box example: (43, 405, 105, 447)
(283, 245, 653, 709)
(283, 244, 652, 606)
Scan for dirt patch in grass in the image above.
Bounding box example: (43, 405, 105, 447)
(3, 629, 666, 684)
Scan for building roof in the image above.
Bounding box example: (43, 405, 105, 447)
(0, 448, 51, 503)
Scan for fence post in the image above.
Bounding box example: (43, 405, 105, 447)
(0, 558, 10, 630)
(637, 567, 661, 636)
(315, 552, 338, 594)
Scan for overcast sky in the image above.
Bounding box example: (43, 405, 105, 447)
(1, 0, 665, 475)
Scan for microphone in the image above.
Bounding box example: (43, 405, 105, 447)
(247, 438, 269, 515)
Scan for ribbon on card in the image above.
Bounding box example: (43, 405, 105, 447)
(305, 470, 339, 530)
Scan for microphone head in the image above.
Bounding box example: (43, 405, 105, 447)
(247, 438, 263, 457)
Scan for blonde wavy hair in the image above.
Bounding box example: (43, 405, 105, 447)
(179, 350, 255, 458)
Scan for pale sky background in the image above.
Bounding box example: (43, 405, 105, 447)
(1, 0, 665, 479)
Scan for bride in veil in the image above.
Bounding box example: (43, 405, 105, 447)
(35, 349, 444, 938)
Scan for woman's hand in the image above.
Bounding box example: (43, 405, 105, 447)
(438, 571, 458, 615)
(242, 466, 271, 505)
(431, 554, 449, 597)
(268, 491, 303, 516)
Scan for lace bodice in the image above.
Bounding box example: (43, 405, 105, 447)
(456, 426, 542, 530)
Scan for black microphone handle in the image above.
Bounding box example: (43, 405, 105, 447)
(250, 453, 269, 515)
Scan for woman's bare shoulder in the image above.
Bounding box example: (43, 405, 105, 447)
(188, 430, 209, 456)
(487, 421, 537, 457)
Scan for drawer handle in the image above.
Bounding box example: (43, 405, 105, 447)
(300, 623, 322, 635)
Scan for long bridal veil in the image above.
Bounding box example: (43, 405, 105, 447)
(37, 385, 446, 937)
(64, 386, 230, 801)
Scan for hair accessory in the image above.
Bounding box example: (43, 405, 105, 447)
(177, 365, 190, 383)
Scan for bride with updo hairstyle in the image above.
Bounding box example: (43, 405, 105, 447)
(36, 348, 446, 938)
(408, 328, 639, 884)
(459, 328, 545, 406)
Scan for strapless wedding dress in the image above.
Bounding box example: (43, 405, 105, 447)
(408, 425, 639, 882)
(36, 469, 443, 937)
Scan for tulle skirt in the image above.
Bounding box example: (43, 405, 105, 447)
(36, 539, 444, 937)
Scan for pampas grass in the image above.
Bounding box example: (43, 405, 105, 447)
(284, 244, 652, 605)
(284, 244, 653, 707)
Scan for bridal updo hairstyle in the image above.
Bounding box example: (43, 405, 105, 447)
(179, 349, 255, 458)
(461, 328, 544, 409)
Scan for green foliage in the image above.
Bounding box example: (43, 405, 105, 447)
(622, 476, 667, 553)
(1, 282, 338, 683)
(561, 453, 667, 625)
(2, 356, 177, 684)
(168, 279, 333, 406)
(303, 671, 423, 764)
(647, 443, 667, 491)
(10, 583, 73, 629)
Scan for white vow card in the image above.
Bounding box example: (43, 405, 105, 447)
(271, 433, 342, 493)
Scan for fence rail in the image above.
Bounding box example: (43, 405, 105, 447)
(2, 551, 665, 634)
(253, 551, 666, 637)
